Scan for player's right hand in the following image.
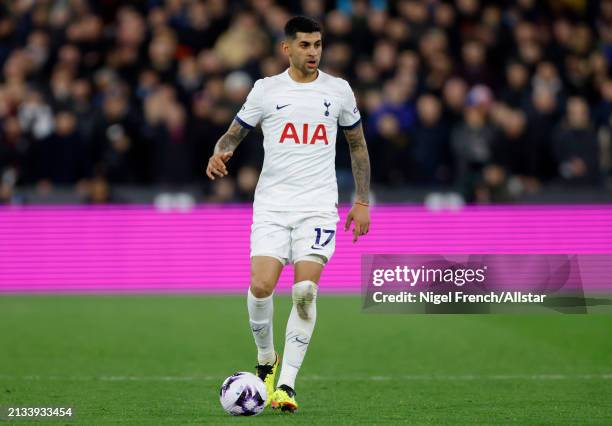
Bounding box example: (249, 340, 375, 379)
(206, 151, 233, 180)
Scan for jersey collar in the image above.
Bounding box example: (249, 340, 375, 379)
(285, 68, 322, 86)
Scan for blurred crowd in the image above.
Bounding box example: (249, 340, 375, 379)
(0, 0, 611, 204)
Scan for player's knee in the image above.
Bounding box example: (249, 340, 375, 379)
(292, 280, 317, 320)
(250, 277, 275, 298)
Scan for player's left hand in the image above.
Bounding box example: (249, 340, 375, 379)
(344, 203, 370, 243)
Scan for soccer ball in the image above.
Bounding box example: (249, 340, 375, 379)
(219, 372, 267, 416)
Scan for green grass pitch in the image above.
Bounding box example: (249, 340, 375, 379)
(1, 295, 611, 424)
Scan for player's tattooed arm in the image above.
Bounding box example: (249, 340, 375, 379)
(343, 123, 371, 203)
(206, 120, 251, 180)
(214, 120, 250, 154)
(343, 122, 371, 242)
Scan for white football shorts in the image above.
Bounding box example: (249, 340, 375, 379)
(250, 210, 340, 265)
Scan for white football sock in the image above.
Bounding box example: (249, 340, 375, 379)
(247, 289, 276, 365)
(277, 280, 318, 390)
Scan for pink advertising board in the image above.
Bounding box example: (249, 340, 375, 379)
(1, 204, 611, 293)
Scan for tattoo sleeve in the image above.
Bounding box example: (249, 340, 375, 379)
(213, 120, 251, 154)
(343, 123, 371, 203)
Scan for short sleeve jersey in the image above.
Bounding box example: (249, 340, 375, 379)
(235, 69, 361, 212)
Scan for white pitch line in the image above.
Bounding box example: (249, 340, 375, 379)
(1, 374, 611, 382)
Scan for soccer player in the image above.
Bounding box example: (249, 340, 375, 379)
(206, 16, 370, 413)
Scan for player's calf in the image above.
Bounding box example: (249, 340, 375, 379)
(276, 280, 318, 394)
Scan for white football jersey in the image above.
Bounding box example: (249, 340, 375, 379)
(235, 69, 361, 212)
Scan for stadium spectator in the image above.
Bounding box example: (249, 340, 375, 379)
(411, 94, 451, 184)
(368, 78, 416, 186)
(44, 110, 85, 184)
(451, 86, 496, 201)
(442, 77, 468, 127)
(499, 61, 530, 109)
(523, 87, 560, 181)
(0, 116, 25, 190)
(457, 39, 495, 88)
(552, 96, 601, 186)
(92, 88, 142, 183)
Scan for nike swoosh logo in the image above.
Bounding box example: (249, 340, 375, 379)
(294, 337, 309, 346)
(276, 104, 290, 110)
(310, 245, 323, 250)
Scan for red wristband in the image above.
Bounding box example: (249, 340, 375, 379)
(354, 201, 369, 207)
